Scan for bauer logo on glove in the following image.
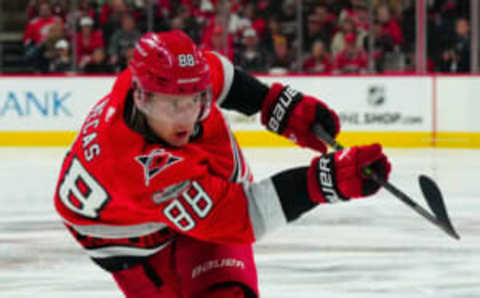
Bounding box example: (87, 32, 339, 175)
(307, 143, 392, 204)
(267, 86, 301, 133)
(261, 83, 340, 154)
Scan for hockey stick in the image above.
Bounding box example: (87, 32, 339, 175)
(313, 124, 460, 240)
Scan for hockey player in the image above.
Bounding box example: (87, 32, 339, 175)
(54, 30, 391, 298)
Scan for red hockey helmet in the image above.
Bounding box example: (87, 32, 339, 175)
(129, 30, 212, 120)
(130, 30, 211, 94)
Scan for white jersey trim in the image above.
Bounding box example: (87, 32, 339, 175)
(86, 241, 172, 258)
(63, 219, 168, 239)
(244, 179, 287, 240)
(211, 51, 234, 107)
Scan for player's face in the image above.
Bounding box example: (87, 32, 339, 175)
(142, 91, 204, 147)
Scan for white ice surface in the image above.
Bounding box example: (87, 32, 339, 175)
(0, 147, 479, 298)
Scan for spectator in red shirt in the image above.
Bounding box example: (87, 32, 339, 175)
(76, 17, 104, 68)
(334, 32, 368, 74)
(23, 2, 62, 46)
(376, 4, 403, 46)
(303, 40, 333, 74)
(331, 17, 367, 56)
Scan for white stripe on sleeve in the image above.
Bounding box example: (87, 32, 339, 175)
(63, 220, 168, 239)
(211, 51, 234, 107)
(243, 179, 287, 240)
(86, 241, 172, 258)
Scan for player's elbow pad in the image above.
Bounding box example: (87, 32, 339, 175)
(243, 167, 317, 240)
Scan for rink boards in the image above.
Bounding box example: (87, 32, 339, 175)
(0, 75, 479, 148)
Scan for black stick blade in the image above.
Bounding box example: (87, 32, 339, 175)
(419, 175, 461, 240)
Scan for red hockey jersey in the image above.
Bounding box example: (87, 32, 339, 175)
(54, 52, 287, 270)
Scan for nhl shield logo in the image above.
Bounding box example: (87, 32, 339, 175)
(135, 149, 183, 186)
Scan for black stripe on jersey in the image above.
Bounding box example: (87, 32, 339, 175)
(92, 255, 146, 272)
(88, 240, 171, 271)
(271, 167, 317, 222)
(143, 262, 164, 287)
(227, 130, 242, 182)
(219, 67, 269, 116)
(232, 142, 241, 183)
(66, 224, 175, 250)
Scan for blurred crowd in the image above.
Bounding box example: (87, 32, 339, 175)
(22, 0, 471, 74)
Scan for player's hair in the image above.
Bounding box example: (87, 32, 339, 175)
(125, 87, 159, 143)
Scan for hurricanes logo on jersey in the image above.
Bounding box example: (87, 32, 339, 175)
(136, 149, 183, 186)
